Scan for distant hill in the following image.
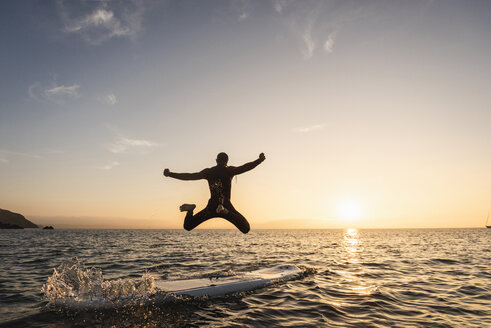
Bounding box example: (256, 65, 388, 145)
(0, 209, 38, 228)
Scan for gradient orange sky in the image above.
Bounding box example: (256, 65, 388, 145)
(1, 1, 490, 229)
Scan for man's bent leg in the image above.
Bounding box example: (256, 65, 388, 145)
(183, 207, 213, 231)
(222, 209, 250, 234)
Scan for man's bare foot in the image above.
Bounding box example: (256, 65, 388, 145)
(180, 204, 196, 212)
(216, 204, 229, 214)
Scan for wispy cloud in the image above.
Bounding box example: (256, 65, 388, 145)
(45, 84, 80, 98)
(238, 11, 248, 22)
(28, 81, 80, 104)
(58, 0, 145, 45)
(301, 22, 316, 59)
(286, 6, 321, 60)
(232, 0, 251, 22)
(97, 161, 120, 170)
(99, 93, 118, 105)
(106, 136, 159, 154)
(294, 123, 326, 133)
(0, 149, 42, 159)
(273, 0, 293, 14)
(27, 82, 42, 101)
(281, 2, 345, 59)
(0, 149, 63, 163)
(323, 31, 337, 54)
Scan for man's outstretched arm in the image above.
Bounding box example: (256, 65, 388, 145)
(163, 168, 206, 181)
(232, 153, 266, 175)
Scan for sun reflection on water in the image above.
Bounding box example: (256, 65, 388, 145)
(344, 228, 360, 261)
(338, 228, 378, 297)
(346, 228, 358, 238)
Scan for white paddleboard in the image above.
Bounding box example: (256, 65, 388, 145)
(47, 264, 301, 309)
(155, 264, 301, 297)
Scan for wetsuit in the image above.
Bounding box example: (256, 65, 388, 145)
(168, 158, 263, 234)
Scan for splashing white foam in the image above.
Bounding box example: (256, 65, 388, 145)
(42, 258, 156, 308)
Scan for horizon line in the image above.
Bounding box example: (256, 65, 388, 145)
(14, 226, 487, 230)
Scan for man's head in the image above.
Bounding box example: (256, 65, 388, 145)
(216, 152, 229, 166)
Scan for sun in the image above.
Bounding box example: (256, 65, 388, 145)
(338, 200, 362, 221)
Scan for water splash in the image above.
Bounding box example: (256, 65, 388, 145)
(42, 258, 156, 308)
(298, 265, 318, 276)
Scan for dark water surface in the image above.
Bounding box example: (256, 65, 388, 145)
(0, 228, 489, 327)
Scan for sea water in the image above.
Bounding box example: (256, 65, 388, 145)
(0, 228, 489, 327)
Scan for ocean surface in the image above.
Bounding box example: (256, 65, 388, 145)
(0, 228, 489, 327)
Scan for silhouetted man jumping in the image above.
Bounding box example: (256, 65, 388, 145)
(163, 152, 265, 234)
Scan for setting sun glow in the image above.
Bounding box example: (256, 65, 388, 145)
(338, 201, 362, 221)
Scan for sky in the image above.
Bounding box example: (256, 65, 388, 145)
(1, 0, 490, 229)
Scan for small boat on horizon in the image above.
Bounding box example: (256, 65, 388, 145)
(486, 207, 490, 228)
